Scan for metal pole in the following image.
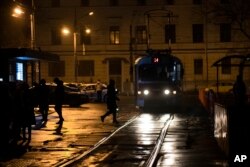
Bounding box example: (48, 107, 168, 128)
(74, 8, 78, 82)
(74, 32, 77, 82)
(205, 0, 208, 86)
(30, 0, 35, 49)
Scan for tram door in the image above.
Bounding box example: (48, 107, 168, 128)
(109, 59, 121, 91)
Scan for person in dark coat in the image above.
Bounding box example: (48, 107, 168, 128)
(100, 79, 120, 124)
(54, 77, 65, 124)
(38, 79, 50, 126)
(233, 74, 247, 105)
(20, 82, 36, 141)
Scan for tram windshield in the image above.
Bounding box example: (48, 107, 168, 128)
(138, 64, 182, 82)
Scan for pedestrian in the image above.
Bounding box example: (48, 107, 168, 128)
(96, 79, 102, 102)
(54, 77, 65, 124)
(38, 79, 50, 126)
(100, 79, 120, 124)
(20, 82, 36, 141)
(233, 74, 247, 105)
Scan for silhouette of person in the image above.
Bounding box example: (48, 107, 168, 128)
(100, 79, 120, 124)
(20, 82, 36, 141)
(38, 79, 50, 126)
(233, 74, 246, 105)
(54, 77, 65, 124)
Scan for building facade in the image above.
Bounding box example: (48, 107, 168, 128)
(33, 0, 250, 92)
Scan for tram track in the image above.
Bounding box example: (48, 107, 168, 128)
(55, 113, 174, 167)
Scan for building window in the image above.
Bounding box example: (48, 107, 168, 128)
(137, 0, 146, 6)
(194, 59, 203, 75)
(16, 62, 24, 81)
(109, 59, 121, 75)
(51, 28, 61, 45)
(110, 0, 118, 6)
(193, 0, 202, 5)
(78, 60, 94, 76)
(49, 61, 65, 77)
(221, 59, 231, 74)
(135, 25, 147, 44)
(165, 24, 176, 44)
(51, 0, 60, 7)
(81, 0, 89, 6)
(110, 26, 120, 44)
(220, 23, 231, 42)
(165, 0, 174, 5)
(192, 24, 203, 43)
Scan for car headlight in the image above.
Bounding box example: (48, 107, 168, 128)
(164, 89, 170, 95)
(173, 90, 177, 94)
(143, 89, 149, 95)
(137, 91, 142, 95)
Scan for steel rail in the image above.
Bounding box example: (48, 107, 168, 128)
(142, 114, 174, 167)
(54, 115, 138, 167)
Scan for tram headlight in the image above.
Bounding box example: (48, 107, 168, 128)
(173, 90, 177, 95)
(137, 91, 142, 95)
(164, 89, 170, 95)
(143, 89, 149, 95)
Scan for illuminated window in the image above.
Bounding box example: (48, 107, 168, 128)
(16, 62, 23, 81)
(110, 26, 120, 44)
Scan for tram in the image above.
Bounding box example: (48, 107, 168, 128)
(134, 49, 184, 108)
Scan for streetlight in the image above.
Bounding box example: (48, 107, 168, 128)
(12, 0, 36, 49)
(62, 11, 93, 82)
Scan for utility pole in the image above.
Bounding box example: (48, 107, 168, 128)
(30, 0, 36, 49)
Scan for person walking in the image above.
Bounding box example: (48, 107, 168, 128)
(38, 79, 50, 126)
(100, 79, 120, 124)
(54, 77, 65, 124)
(96, 80, 102, 102)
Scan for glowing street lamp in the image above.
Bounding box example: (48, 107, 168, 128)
(62, 25, 92, 82)
(12, 0, 36, 49)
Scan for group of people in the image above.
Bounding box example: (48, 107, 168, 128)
(0, 77, 65, 149)
(0, 77, 120, 153)
(34, 77, 65, 126)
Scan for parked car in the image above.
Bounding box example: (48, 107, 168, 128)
(80, 83, 107, 102)
(30, 83, 89, 107)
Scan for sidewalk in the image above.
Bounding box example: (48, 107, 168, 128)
(0, 95, 140, 167)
